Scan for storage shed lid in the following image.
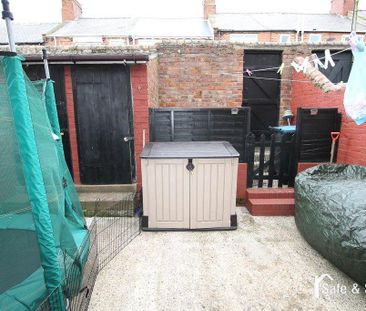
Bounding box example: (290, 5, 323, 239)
(140, 141, 239, 159)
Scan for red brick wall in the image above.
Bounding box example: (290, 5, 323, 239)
(62, 0, 82, 21)
(64, 65, 81, 183)
(147, 57, 159, 107)
(130, 65, 150, 190)
(330, 0, 354, 16)
(237, 163, 247, 200)
(291, 70, 366, 166)
(157, 42, 243, 108)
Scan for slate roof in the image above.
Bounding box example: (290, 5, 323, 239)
(51, 18, 135, 37)
(0, 23, 58, 44)
(50, 17, 213, 39)
(132, 18, 212, 39)
(211, 13, 366, 33)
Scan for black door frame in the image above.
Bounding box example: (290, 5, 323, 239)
(243, 50, 282, 138)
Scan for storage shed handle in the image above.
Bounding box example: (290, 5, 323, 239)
(186, 158, 195, 172)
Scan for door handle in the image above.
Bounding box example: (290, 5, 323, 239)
(123, 136, 134, 142)
(186, 158, 195, 172)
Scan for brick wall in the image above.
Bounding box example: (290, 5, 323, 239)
(130, 65, 150, 190)
(330, 0, 354, 16)
(147, 56, 159, 108)
(64, 65, 81, 183)
(157, 42, 243, 108)
(291, 69, 366, 166)
(62, 0, 82, 21)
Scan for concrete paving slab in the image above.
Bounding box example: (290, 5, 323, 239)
(89, 208, 366, 311)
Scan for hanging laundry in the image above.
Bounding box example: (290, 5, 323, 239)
(245, 69, 253, 76)
(277, 63, 284, 75)
(344, 36, 366, 125)
(311, 49, 335, 70)
(291, 56, 310, 73)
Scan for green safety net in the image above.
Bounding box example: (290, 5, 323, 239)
(0, 55, 88, 311)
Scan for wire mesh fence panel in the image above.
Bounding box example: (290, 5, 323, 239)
(95, 194, 141, 270)
(35, 194, 141, 311)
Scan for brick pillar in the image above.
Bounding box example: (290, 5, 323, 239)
(203, 0, 216, 19)
(130, 64, 149, 191)
(62, 0, 82, 21)
(64, 65, 81, 183)
(330, 0, 354, 16)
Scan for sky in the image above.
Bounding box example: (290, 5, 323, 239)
(8, 0, 366, 23)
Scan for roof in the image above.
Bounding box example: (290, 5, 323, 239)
(141, 142, 239, 159)
(211, 13, 366, 33)
(132, 18, 212, 39)
(0, 23, 58, 44)
(50, 17, 213, 39)
(51, 18, 135, 37)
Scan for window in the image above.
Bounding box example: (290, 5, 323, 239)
(136, 39, 160, 46)
(279, 34, 291, 44)
(108, 38, 127, 46)
(73, 36, 103, 45)
(309, 34, 322, 43)
(342, 34, 362, 43)
(229, 34, 258, 43)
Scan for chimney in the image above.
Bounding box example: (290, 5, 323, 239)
(62, 0, 82, 21)
(330, 0, 354, 16)
(203, 0, 216, 20)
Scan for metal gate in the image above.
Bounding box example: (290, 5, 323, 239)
(246, 132, 296, 188)
(243, 51, 282, 138)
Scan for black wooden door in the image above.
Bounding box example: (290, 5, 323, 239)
(23, 64, 73, 175)
(243, 51, 282, 138)
(72, 65, 134, 184)
(313, 50, 352, 83)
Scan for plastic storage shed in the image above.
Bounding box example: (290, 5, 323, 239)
(141, 141, 239, 230)
(295, 164, 366, 285)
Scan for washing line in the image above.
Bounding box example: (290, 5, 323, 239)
(247, 48, 351, 73)
(221, 72, 342, 84)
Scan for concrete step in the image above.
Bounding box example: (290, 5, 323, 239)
(79, 192, 135, 217)
(247, 198, 295, 216)
(76, 184, 137, 193)
(246, 188, 294, 199)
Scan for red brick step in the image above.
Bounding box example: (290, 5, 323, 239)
(246, 188, 294, 199)
(247, 198, 295, 216)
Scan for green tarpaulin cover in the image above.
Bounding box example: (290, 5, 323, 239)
(295, 164, 366, 285)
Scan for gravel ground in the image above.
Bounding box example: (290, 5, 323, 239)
(89, 208, 366, 311)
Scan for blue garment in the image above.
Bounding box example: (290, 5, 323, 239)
(344, 39, 366, 125)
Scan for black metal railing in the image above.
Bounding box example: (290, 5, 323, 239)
(246, 132, 297, 188)
(36, 193, 141, 311)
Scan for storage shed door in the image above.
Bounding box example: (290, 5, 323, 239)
(190, 158, 237, 229)
(145, 159, 190, 229)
